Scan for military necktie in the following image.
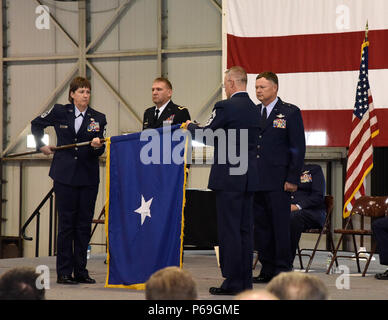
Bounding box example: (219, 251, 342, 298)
(260, 106, 267, 130)
(154, 108, 160, 123)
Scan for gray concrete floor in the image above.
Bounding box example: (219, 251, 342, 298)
(0, 250, 388, 300)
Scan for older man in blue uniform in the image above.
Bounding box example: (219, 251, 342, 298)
(31, 76, 106, 285)
(253, 71, 306, 283)
(289, 164, 326, 265)
(184, 66, 261, 295)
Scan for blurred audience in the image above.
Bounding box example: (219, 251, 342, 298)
(235, 289, 278, 300)
(145, 266, 197, 300)
(0, 267, 45, 300)
(266, 272, 329, 300)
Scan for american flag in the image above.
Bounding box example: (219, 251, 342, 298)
(343, 35, 379, 218)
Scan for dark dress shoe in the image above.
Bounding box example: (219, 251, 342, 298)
(74, 276, 96, 284)
(252, 274, 273, 284)
(375, 270, 388, 280)
(209, 287, 237, 296)
(57, 275, 78, 285)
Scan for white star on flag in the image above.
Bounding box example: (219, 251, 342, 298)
(134, 195, 153, 225)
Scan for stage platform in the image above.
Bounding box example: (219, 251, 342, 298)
(0, 250, 387, 300)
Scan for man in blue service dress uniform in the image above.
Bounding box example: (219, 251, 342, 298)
(31, 77, 106, 285)
(253, 71, 306, 283)
(289, 164, 326, 265)
(184, 66, 261, 295)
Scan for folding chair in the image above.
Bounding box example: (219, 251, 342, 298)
(297, 195, 338, 272)
(326, 196, 388, 276)
(89, 205, 106, 248)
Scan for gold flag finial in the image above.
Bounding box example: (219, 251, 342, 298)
(365, 20, 369, 40)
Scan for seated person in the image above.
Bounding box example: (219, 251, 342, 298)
(290, 163, 326, 265)
(372, 216, 388, 280)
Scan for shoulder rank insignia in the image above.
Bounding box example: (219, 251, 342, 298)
(178, 106, 186, 110)
(41, 106, 54, 118)
(300, 171, 312, 183)
(205, 109, 216, 126)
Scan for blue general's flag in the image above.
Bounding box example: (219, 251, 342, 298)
(105, 125, 188, 289)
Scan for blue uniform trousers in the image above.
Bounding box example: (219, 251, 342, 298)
(254, 190, 292, 277)
(216, 190, 254, 293)
(54, 181, 98, 278)
(289, 210, 324, 264)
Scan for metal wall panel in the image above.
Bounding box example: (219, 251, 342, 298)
(167, 52, 221, 123)
(7, 64, 55, 140)
(7, 0, 55, 56)
(1, 163, 21, 236)
(51, 2, 79, 54)
(116, 0, 157, 51)
(22, 162, 54, 257)
(166, 0, 221, 48)
(116, 57, 158, 133)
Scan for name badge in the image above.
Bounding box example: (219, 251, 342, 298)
(59, 124, 68, 129)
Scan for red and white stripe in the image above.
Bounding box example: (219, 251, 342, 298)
(225, 0, 388, 146)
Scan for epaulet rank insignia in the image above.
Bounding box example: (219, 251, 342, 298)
(178, 106, 186, 110)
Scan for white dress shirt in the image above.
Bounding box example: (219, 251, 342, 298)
(74, 106, 87, 133)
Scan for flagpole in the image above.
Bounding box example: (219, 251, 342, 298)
(4, 138, 107, 158)
(360, 20, 368, 248)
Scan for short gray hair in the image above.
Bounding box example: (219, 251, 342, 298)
(266, 272, 329, 300)
(225, 66, 247, 84)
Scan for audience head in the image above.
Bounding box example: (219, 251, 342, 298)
(145, 266, 197, 300)
(235, 289, 279, 300)
(266, 272, 329, 300)
(0, 267, 45, 300)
